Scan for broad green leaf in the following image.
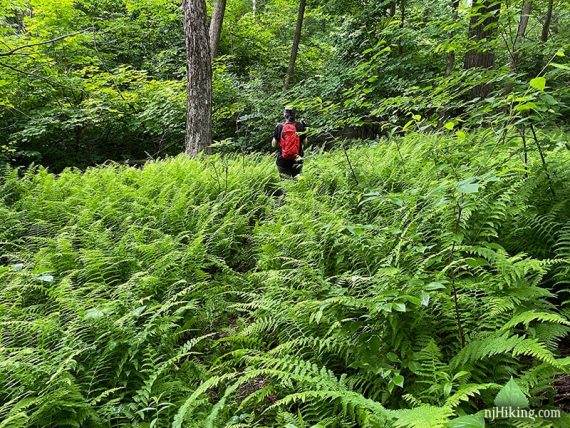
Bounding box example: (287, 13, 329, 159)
(387, 352, 399, 362)
(529, 77, 546, 91)
(456, 130, 467, 140)
(393, 303, 406, 312)
(444, 121, 455, 130)
(514, 101, 538, 112)
(494, 378, 529, 408)
(456, 179, 479, 194)
(446, 414, 485, 428)
(392, 375, 404, 387)
(425, 282, 446, 290)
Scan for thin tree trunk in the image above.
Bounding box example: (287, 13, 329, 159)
(284, 0, 306, 90)
(510, 1, 531, 71)
(541, 0, 553, 42)
(463, 0, 501, 98)
(397, 0, 405, 54)
(253, 0, 257, 16)
(209, 0, 226, 59)
(183, 0, 212, 156)
(446, 0, 460, 75)
(389, 2, 396, 17)
(552, 14, 558, 34)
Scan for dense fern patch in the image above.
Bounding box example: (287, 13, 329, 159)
(1, 131, 570, 427)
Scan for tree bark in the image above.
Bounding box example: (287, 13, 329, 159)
(510, 1, 531, 71)
(209, 0, 226, 59)
(445, 0, 460, 75)
(463, 0, 501, 98)
(284, 0, 306, 90)
(541, 0, 553, 42)
(389, 2, 396, 17)
(182, 0, 212, 156)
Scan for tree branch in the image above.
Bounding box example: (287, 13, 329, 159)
(0, 28, 93, 57)
(0, 61, 84, 95)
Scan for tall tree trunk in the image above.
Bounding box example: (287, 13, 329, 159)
(541, 0, 553, 42)
(397, 0, 405, 54)
(463, 0, 501, 98)
(446, 0, 460, 75)
(183, 0, 212, 156)
(209, 0, 226, 59)
(510, 1, 531, 71)
(253, 0, 257, 16)
(388, 1, 396, 17)
(284, 0, 306, 90)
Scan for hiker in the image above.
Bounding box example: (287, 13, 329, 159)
(272, 106, 307, 179)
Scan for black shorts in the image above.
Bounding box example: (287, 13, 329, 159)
(276, 156, 303, 178)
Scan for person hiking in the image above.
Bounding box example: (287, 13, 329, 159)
(272, 106, 307, 179)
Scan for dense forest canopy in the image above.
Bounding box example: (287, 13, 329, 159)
(0, 0, 568, 168)
(1, 0, 570, 427)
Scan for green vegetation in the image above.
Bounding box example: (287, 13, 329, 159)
(1, 0, 569, 166)
(2, 0, 570, 426)
(2, 130, 570, 426)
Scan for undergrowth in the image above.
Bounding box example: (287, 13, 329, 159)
(1, 129, 570, 427)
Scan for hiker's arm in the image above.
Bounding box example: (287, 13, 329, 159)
(272, 125, 281, 149)
(301, 122, 308, 145)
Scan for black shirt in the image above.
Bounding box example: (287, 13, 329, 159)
(273, 121, 307, 164)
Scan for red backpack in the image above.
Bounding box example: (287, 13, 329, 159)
(280, 122, 301, 160)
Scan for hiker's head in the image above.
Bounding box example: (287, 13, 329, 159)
(284, 106, 296, 122)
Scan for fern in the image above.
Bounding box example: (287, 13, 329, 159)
(1, 133, 569, 426)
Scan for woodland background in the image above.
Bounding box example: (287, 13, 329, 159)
(0, 0, 568, 169)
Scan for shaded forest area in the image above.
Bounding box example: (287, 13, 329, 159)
(0, 0, 568, 169)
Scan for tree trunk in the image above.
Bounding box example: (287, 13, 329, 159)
(183, 0, 212, 156)
(552, 14, 558, 34)
(253, 0, 257, 16)
(397, 0, 405, 54)
(510, 1, 531, 71)
(445, 0, 460, 75)
(284, 0, 306, 90)
(463, 0, 501, 98)
(388, 2, 396, 17)
(541, 0, 553, 42)
(209, 0, 226, 59)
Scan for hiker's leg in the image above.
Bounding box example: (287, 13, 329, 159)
(277, 164, 294, 180)
(291, 162, 303, 178)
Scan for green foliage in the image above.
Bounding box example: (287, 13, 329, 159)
(2, 0, 569, 168)
(1, 130, 569, 426)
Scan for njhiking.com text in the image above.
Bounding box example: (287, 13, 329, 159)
(485, 406, 561, 421)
